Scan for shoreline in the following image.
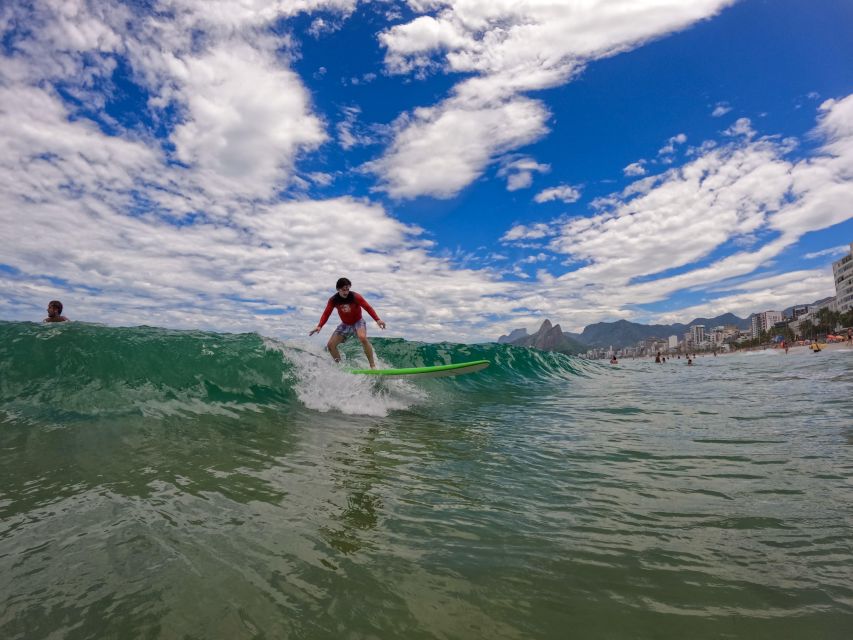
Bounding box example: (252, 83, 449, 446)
(615, 341, 852, 361)
(729, 341, 852, 355)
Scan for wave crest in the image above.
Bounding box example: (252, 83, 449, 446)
(0, 322, 590, 421)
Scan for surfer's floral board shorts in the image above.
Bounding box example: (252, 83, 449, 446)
(333, 319, 366, 339)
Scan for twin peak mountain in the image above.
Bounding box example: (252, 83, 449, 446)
(497, 319, 586, 354)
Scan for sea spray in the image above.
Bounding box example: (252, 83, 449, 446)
(262, 337, 428, 417)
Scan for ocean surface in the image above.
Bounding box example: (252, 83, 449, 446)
(1, 321, 851, 639)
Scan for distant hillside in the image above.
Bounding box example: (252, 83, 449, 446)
(563, 330, 585, 343)
(782, 297, 835, 317)
(496, 294, 850, 350)
(496, 313, 753, 350)
(579, 313, 751, 348)
(578, 319, 678, 349)
(685, 312, 752, 331)
(497, 328, 529, 343)
(505, 319, 586, 355)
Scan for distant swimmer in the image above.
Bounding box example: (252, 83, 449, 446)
(44, 300, 68, 323)
(687, 358, 693, 365)
(610, 355, 618, 364)
(309, 277, 386, 369)
(655, 351, 661, 363)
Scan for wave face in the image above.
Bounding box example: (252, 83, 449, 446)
(0, 322, 591, 420)
(0, 322, 298, 423)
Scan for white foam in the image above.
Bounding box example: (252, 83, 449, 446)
(262, 337, 428, 417)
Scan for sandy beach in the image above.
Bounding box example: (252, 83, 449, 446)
(753, 341, 853, 355)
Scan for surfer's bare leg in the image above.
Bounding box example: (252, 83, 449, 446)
(356, 326, 376, 369)
(326, 333, 345, 362)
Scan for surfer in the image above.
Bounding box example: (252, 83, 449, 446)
(44, 300, 69, 323)
(309, 278, 386, 369)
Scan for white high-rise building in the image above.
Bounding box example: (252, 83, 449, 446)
(833, 242, 853, 313)
(690, 324, 705, 345)
(668, 335, 678, 349)
(751, 310, 783, 338)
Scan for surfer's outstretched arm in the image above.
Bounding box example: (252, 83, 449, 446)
(310, 299, 335, 336)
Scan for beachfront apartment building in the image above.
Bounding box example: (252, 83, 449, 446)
(833, 242, 853, 313)
(751, 310, 783, 338)
(791, 305, 809, 320)
(690, 324, 705, 345)
(788, 297, 838, 336)
(709, 325, 737, 345)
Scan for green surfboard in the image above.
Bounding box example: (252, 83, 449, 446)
(350, 360, 490, 378)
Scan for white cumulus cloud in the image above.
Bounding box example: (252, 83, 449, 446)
(366, 96, 550, 199)
(170, 44, 327, 198)
(658, 133, 688, 156)
(711, 102, 732, 117)
(623, 161, 647, 176)
(534, 185, 582, 204)
(497, 156, 551, 191)
(372, 0, 736, 199)
(498, 95, 853, 331)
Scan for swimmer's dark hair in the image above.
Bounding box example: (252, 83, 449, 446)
(336, 277, 351, 290)
(48, 300, 63, 313)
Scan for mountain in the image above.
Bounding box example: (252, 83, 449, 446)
(496, 313, 752, 350)
(496, 295, 846, 351)
(506, 319, 586, 355)
(782, 297, 835, 317)
(686, 313, 752, 330)
(497, 327, 529, 343)
(578, 313, 751, 348)
(579, 319, 679, 349)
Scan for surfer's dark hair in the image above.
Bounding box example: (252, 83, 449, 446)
(48, 300, 63, 313)
(336, 277, 351, 289)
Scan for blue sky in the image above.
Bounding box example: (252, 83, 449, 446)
(1, 0, 851, 341)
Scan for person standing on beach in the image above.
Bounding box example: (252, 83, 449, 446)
(309, 277, 386, 369)
(44, 300, 69, 322)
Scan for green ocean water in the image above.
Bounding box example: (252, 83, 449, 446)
(1, 321, 851, 639)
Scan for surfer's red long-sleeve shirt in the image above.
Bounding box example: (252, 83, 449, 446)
(317, 291, 381, 328)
